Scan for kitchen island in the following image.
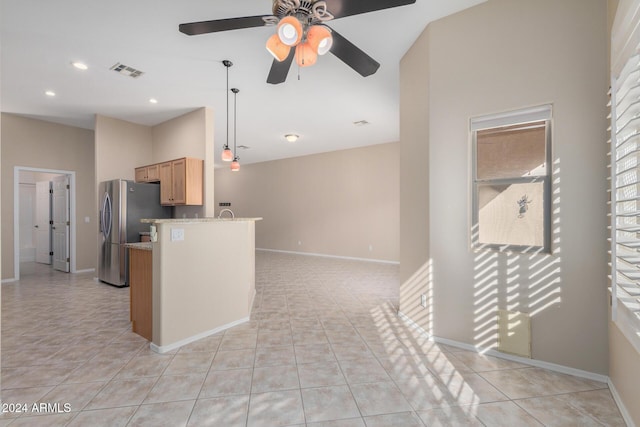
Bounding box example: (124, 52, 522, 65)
(139, 217, 261, 353)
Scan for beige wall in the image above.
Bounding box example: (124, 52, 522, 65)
(1, 114, 96, 279)
(95, 115, 153, 183)
(399, 25, 431, 329)
(609, 317, 640, 424)
(400, 0, 609, 375)
(215, 142, 400, 262)
(152, 108, 214, 218)
(152, 220, 255, 350)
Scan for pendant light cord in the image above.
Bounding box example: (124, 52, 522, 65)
(232, 88, 239, 159)
(222, 60, 233, 150)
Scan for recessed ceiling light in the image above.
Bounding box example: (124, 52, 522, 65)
(149, 98, 158, 104)
(284, 134, 299, 142)
(45, 90, 56, 97)
(72, 61, 88, 70)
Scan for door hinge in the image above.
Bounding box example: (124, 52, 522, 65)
(66, 185, 70, 189)
(49, 220, 53, 225)
(49, 189, 53, 194)
(49, 251, 54, 256)
(67, 257, 70, 262)
(66, 221, 70, 226)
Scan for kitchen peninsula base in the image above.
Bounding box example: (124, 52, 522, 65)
(140, 218, 261, 353)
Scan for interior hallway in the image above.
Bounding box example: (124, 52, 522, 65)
(0, 252, 625, 426)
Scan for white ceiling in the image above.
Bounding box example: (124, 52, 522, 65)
(1, 0, 483, 167)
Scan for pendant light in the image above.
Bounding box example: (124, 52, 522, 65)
(230, 88, 240, 172)
(221, 60, 234, 162)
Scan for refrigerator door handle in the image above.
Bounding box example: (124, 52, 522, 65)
(101, 192, 112, 239)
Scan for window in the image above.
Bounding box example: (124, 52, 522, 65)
(471, 105, 552, 252)
(610, 52, 640, 352)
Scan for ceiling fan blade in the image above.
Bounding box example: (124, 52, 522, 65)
(179, 15, 273, 36)
(267, 48, 295, 84)
(329, 28, 380, 77)
(324, 0, 416, 19)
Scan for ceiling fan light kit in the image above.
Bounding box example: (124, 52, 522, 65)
(179, 0, 416, 84)
(295, 42, 317, 67)
(266, 34, 291, 61)
(277, 16, 303, 46)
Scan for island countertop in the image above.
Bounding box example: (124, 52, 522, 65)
(124, 242, 153, 251)
(141, 217, 262, 224)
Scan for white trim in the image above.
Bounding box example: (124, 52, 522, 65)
(150, 316, 250, 354)
(13, 166, 77, 280)
(608, 378, 637, 427)
(256, 248, 399, 265)
(398, 311, 609, 384)
(1, 278, 18, 284)
(74, 268, 95, 274)
(470, 104, 552, 131)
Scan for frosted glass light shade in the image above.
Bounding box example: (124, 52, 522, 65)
(277, 16, 302, 46)
(307, 25, 333, 55)
(295, 42, 317, 67)
(231, 158, 240, 171)
(266, 34, 291, 62)
(221, 146, 233, 162)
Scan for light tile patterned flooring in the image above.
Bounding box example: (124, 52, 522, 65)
(1, 251, 626, 426)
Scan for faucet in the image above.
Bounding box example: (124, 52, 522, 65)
(218, 209, 235, 219)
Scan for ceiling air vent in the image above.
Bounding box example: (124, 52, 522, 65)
(110, 62, 145, 78)
(353, 120, 370, 127)
(237, 145, 251, 150)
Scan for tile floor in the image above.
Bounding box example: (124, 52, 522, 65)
(1, 251, 626, 426)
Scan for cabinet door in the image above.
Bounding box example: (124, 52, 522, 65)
(171, 158, 187, 204)
(146, 164, 160, 182)
(159, 161, 174, 205)
(129, 248, 152, 341)
(134, 167, 147, 183)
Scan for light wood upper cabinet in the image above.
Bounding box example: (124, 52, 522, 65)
(134, 164, 160, 183)
(159, 157, 203, 206)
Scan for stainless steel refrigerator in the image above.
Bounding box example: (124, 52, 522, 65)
(98, 179, 172, 287)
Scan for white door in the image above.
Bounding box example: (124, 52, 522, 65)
(52, 175, 70, 272)
(35, 181, 52, 264)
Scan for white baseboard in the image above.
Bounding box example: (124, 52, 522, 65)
(150, 317, 250, 354)
(398, 311, 609, 384)
(73, 268, 95, 274)
(1, 278, 18, 284)
(256, 248, 399, 265)
(608, 378, 637, 427)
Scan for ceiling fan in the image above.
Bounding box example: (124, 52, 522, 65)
(179, 0, 417, 84)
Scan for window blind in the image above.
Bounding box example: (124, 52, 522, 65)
(611, 46, 640, 352)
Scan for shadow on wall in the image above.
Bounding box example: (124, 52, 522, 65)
(472, 158, 562, 353)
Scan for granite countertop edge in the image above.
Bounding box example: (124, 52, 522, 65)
(124, 242, 153, 251)
(141, 217, 262, 224)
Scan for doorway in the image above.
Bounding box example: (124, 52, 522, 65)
(14, 167, 76, 280)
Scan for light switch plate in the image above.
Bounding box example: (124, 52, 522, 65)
(170, 228, 184, 241)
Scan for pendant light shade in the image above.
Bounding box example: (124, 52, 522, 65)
(307, 25, 333, 55)
(295, 42, 317, 67)
(221, 147, 233, 161)
(231, 158, 240, 172)
(277, 16, 303, 46)
(266, 34, 291, 62)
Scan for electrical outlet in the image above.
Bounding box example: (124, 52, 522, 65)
(420, 294, 427, 308)
(171, 228, 185, 241)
